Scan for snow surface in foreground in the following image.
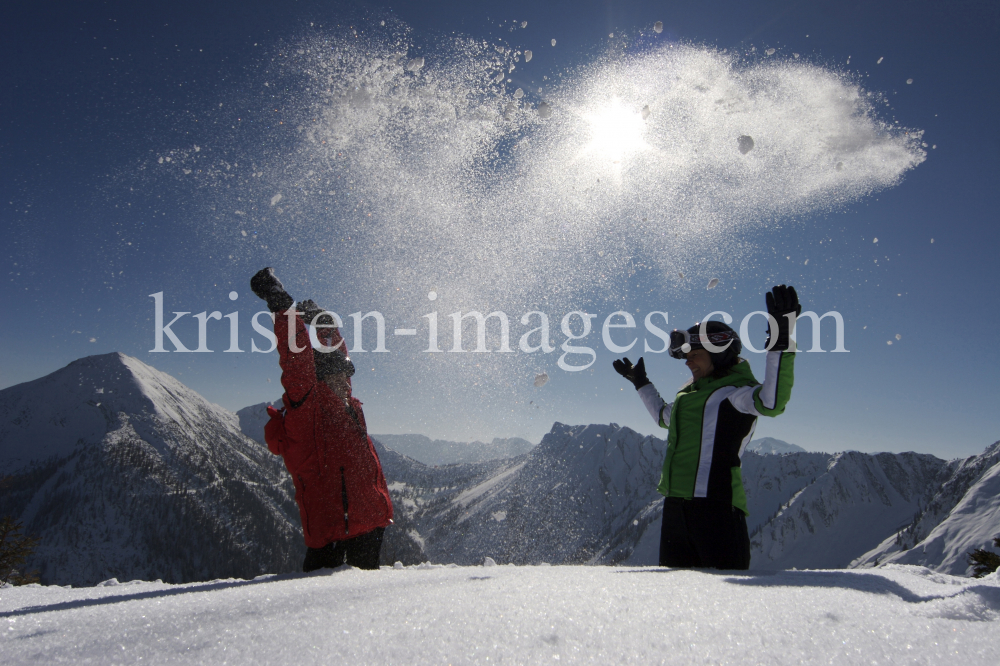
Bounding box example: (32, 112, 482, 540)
(2, 564, 998, 664)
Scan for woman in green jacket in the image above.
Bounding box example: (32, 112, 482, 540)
(614, 285, 800, 569)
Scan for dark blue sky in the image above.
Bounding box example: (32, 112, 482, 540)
(2, 0, 998, 456)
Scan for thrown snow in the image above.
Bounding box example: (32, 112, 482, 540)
(1, 565, 997, 664)
(524, 50, 532, 62)
(707, 277, 720, 289)
(654, 21, 663, 34)
(534, 372, 549, 387)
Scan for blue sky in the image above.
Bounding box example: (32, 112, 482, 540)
(2, 0, 998, 457)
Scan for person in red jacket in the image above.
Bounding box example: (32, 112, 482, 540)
(251, 267, 393, 571)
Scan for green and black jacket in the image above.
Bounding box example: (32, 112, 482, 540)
(637, 351, 795, 515)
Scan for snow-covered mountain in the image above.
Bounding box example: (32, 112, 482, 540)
(369, 433, 535, 466)
(0, 353, 304, 586)
(852, 441, 1000, 575)
(237, 403, 535, 466)
(375, 422, 667, 566)
(746, 436, 807, 455)
(748, 450, 951, 570)
(743, 443, 1000, 575)
(4, 353, 996, 584)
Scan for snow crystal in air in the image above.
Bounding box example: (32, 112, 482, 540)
(873, 237, 878, 243)
(536, 102, 552, 118)
(895, 334, 901, 340)
(887, 340, 893, 345)
(534, 372, 549, 387)
(241, 230, 247, 237)
(521, 21, 527, 29)
(766, 48, 775, 56)
(406, 57, 425, 72)
(193, 145, 200, 152)
(158, 157, 163, 164)
(641, 104, 651, 120)
(877, 56, 884, 64)
(707, 278, 720, 289)
(906, 78, 913, 85)
(551, 39, 556, 46)
(738, 135, 755, 154)
(514, 88, 524, 99)
(270, 194, 282, 206)
(793, 53, 800, 58)
(524, 50, 532, 62)
(654, 21, 663, 34)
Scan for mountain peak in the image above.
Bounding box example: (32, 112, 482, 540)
(0, 352, 233, 474)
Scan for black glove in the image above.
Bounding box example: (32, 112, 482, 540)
(613, 357, 651, 390)
(297, 299, 335, 326)
(250, 268, 294, 313)
(765, 285, 801, 351)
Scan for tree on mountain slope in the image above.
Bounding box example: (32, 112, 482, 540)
(967, 535, 1000, 578)
(0, 477, 40, 585)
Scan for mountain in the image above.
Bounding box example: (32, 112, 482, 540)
(370, 433, 536, 465)
(747, 450, 951, 569)
(235, 398, 283, 446)
(0, 353, 304, 586)
(4, 353, 996, 582)
(746, 437, 807, 455)
(852, 441, 1000, 575)
(236, 404, 536, 466)
(375, 422, 668, 566)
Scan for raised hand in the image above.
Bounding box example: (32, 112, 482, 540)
(613, 357, 651, 390)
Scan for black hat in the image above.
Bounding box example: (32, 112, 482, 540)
(668, 321, 742, 372)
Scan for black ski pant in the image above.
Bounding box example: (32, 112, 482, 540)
(658, 497, 750, 570)
(302, 527, 385, 572)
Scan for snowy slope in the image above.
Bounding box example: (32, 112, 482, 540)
(746, 436, 807, 455)
(401, 422, 668, 566)
(2, 564, 998, 665)
(750, 451, 951, 569)
(854, 442, 1000, 575)
(0, 353, 304, 586)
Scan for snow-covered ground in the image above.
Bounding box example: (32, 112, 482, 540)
(3, 564, 998, 664)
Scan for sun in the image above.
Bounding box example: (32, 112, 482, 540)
(582, 98, 648, 162)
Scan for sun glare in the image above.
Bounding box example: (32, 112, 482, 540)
(583, 98, 648, 162)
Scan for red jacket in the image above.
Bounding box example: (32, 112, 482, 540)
(264, 310, 393, 548)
